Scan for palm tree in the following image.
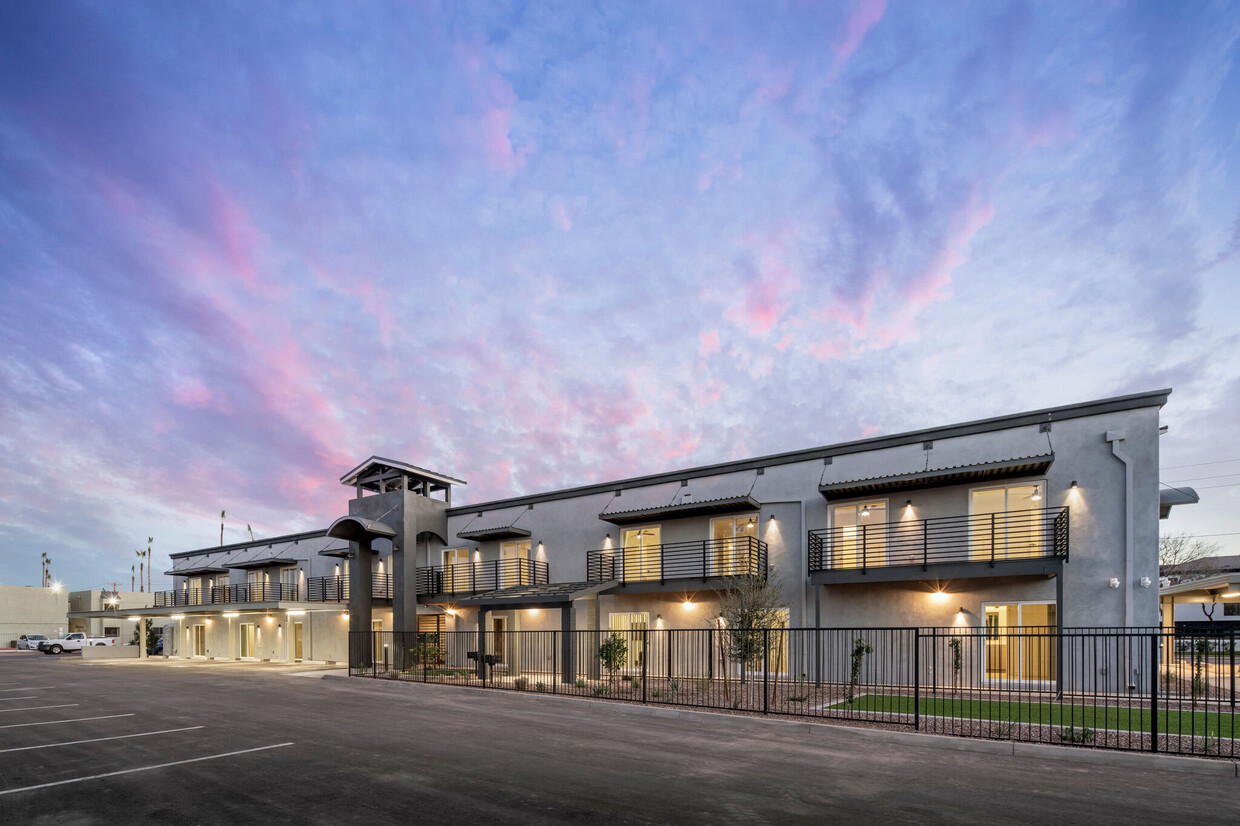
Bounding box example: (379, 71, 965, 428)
(135, 549, 145, 593)
(131, 563, 135, 592)
(40, 551, 48, 587)
(220, 510, 226, 546)
(45, 555, 52, 588)
(147, 537, 153, 593)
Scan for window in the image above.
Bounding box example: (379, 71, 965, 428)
(622, 527, 662, 582)
(711, 514, 759, 576)
(829, 502, 888, 568)
(104, 626, 120, 637)
(971, 483, 1044, 560)
(500, 540, 531, 586)
(1225, 603, 1240, 617)
(280, 567, 298, 599)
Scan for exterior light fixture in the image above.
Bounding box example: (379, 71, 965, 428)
(1070, 481, 1079, 491)
(905, 500, 913, 508)
(287, 610, 306, 616)
(1223, 592, 1240, 598)
(341, 612, 349, 619)
(529, 608, 540, 616)
(1031, 487, 1041, 502)
(931, 591, 949, 603)
(768, 513, 775, 521)
(127, 616, 141, 621)
(446, 608, 457, 616)
(861, 506, 870, 516)
(223, 612, 239, 618)
(683, 599, 694, 608)
(1108, 578, 1120, 589)
(958, 606, 966, 615)
(1139, 577, 1151, 589)
(170, 614, 185, 620)
(265, 615, 273, 622)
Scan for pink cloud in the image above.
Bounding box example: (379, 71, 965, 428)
(724, 223, 804, 337)
(830, 0, 886, 80)
(699, 330, 721, 356)
(550, 200, 572, 231)
(171, 378, 214, 409)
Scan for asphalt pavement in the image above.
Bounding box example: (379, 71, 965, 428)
(0, 655, 1233, 824)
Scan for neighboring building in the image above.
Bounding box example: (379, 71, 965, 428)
(67, 590, 152, 642)
(70, 389, 1192, 666)
(0, 584, 68, 646)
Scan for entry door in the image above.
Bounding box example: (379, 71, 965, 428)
(280, 568, 299, 600)
(490, 617, 506, 664)
(240, 623, 256, 658)
(247, 571, 262, 601)
(609, 612, 649, 670)
(500, 540, 530, 587)
(830, 503, 887, 568)
(984, 603, 1056, 683)
(192, 624, 206, 657)
(372, 619, 385, 667)
(293, 622, 304, 662)
(443, 548, 470, 593)
(622, 527, 661, 582)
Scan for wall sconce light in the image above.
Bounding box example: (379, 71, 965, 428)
(768, 513, 775, 521)
(930, 590, 949, 603)
(1223, 592, 1240, 598)
(683, 599, 694, 608)
(958, 606, 966, 615)
(1139, 577, 1151, 588)
(861, 505, 870, 516)
(446, 607, 457, 616)
(1070, 481, 1079, 491)
(1108, 578, 1120, 589)
(905, 500, 913, 508)
(1031, 487, 1041, 502)
(223, 612, 239, 618)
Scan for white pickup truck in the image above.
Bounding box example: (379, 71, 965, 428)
(38, 633, 117, 654)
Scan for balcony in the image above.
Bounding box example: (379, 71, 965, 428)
(415, 559, 549, 597)
(586, 536, 768, 586)
(306, 574, 393, 602)
(153, 582, 300, 607)
(808, 507, 1068, 583)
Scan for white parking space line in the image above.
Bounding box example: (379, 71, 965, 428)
(0, 687, 54, 692)
(0, 697, 38, 702)
(0, 726, 206, 754)
(0, 714, 135, 729)
(0, 742, 295, 796)
(0, 704, 78, 714)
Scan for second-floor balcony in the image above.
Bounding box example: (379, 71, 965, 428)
(587, 536, 768, 585)
(808, 506, 1068, 581)
(416, 559, 549, 596)
(306, 574, 393, 602)
(153, 582, 300, 607)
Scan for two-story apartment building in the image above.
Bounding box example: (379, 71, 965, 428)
(82, 389, 1193, 667)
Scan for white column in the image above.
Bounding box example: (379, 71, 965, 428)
(139, 618, 147, 659)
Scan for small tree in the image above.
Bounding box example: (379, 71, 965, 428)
(948, 636, 963, 696)
(130, 618, 155, 648)
(598, 633, 628, 687)
(846, 637, 874, 705)
(1192, 638, 1210, 709)
(1160, 533, 1221, 582)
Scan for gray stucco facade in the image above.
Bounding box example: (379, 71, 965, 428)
(93, 389, 1174, 663)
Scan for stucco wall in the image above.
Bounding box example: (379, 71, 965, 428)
(0, 585, 68, 646)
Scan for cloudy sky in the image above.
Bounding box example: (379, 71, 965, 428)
(2, 2, 1238, 591)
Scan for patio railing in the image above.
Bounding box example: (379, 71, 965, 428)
(585, 536, 768, 583)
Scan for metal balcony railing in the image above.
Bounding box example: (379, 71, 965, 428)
(305, 574, 393, 602)
(807, 506, 1069, 573)
(152, 582, 302, 607)
(415, 559, 549, 595)
(586, 536, 768, 584)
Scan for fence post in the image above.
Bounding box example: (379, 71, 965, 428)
(553, 631, 558, 694)
(642, 628, 648, 704)
(763, 627, 770, 715)
(914, 628, 921, 731)
(1150, 631, 1159, 753)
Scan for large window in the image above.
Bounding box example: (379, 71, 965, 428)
(622, 527, 662, 582)
(829, 502, 888, 568)
(970, 483, 1044, 561)
(711, 515, 758, 576)
(983, 602, 1056, 683)
(280, 567, 298, 599)
(500, 540, 531, 586)
(239, 623, 256, 658)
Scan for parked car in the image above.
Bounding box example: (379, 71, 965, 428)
(16, 634, 48, 650)
(38, 632, 117, 654)
(147, 637, 164, 656)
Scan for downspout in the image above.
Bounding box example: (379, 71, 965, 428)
(1106, 431, 1134, 628)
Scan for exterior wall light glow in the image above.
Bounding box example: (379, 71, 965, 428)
(861, 506, 870, 516)
(683, 599, 694, 608)
(1031, 487, 1041, 501)
(930, 591, 949, 603)
(170, 614, 185, 620)
(287, 610, 306, 616)
(1070, 481, 1079, 491)
(905, 500, 913, 508)
(446, 608, 458, 616)
(127, 616, 141, 621)
(529, 608, 540, 616)
(1223, 592, 1240, 598)
(223, 612, 239, 618)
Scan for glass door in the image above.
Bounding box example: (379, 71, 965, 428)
(280, 567, 298, 600)
(830, 503, 887, 568)
(971, 484, 1044, 561)
(293, 622, 304, 661)
(710, 515, 758, 576)
(622, 527, 661, 582)
(239, 623, 256, 658)
(192, 624, 206, 657)
(609, 612, 649, 671)
(984, 602, 1056, 683)
(442, 548, 470, 593)
(500, 540, 531, 587)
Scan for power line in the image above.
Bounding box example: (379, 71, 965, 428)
(1191, 483, 1240, 491)
(1161, 458, 1240, 470)
(1167, 473, 1240, 483)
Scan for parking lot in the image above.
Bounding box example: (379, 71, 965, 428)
(0, 655, 1235, 824)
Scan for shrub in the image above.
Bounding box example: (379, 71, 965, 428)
(593, 684, 610, 696)
(669, 679, 680, 694)
(598, 633, 628, 686)
(846, 637, 874, 705)
(535, 682, 547, 692)
(513, 677, 528, 691)
(1058, 726, 1095, 744)
(575, 678, 586, 689)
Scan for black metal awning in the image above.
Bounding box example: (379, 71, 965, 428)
(456, 525, 532, 542)
(162, 564, 229, 577)
(454, 581, 616, 608)
(599, 494, 761, 525)
(226, 557, 299, 570)
(819, 455, 1054, 500)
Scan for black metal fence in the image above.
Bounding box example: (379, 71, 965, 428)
(306, 574, 393, 601)
(808, 507, 1069, 572)
(586, 536, 768, 583)
(414, 559, 549, 596)
(154, 582, 301, 606)
(351, 625, 1240, 758)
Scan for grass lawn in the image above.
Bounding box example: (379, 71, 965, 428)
(828, 694, 1237, 738)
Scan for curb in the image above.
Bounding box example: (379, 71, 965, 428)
(325, 674, 1240, 777)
